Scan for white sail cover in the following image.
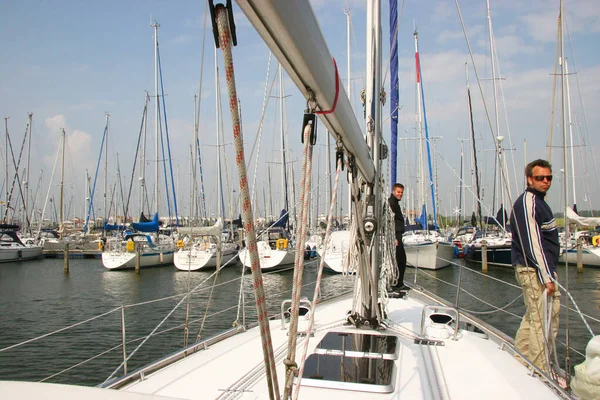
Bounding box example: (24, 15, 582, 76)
(177, 218, 223, 236)
(566, 207, 600, 227)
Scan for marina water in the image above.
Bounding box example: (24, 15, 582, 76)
(0, 258, 598, 386)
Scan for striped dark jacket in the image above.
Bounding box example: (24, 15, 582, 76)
(510, 187, 559, 283)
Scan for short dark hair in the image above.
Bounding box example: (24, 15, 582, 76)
(392, 183, 404, 190)
(525, 159, 552, 177)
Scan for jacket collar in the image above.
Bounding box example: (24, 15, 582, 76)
(526, 186, 546, 200)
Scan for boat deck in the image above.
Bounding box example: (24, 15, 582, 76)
(114, 290, 566, 399)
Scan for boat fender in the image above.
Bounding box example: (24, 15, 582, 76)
(126, 240, 135, 252)
(592, 235, 600, 247)
(98, 241, 104, 251)
(276, 238, 288, 250)
(176, 239, 185, 249)
(571, 335, 600, 400)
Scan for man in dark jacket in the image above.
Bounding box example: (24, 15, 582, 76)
(510, 159, 560, 374)
(389, 183, 408, 290)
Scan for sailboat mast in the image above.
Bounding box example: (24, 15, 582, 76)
(466, 65, 482, 228)
(152, 22, 160, 217)
(559, 0, 572, 378)
(414, 30, 425, 210)
(193, 95, 198, 221)
(346, 7, 353, 226)
(25, 113, 32, 232)
(364, 0, 383, 319)
(279, 65, 289, 215)
(4, 117, 8, 222)
(103, 113, 109, 228)
(487, 0, 501, 217)
(59, 128, 66, 239)
(139, 92, 148, 216)
(565, 58, 577, 210)
(215, 47, 223, 219)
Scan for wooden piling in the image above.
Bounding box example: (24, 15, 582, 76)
(135, 247, 141, 274)
(577, 237, 583, 273)
(63, 243, 70, 273)
(481, 240, 488, 273)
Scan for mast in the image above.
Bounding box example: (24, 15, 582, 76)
(103, 113, 109, 229)
(279, 64, 289, 219)
(59, 128, 66, 239)
(346, 7, 353, 225)
(559, 0, 572, 379)
(152, 21, 160, 217)
(4, 117, 8, 222)
(414, 30, 425, 225)
(389, 0, 399, 187)
(487, 0, 501, 219)
(192, 95, 198, 222)
(25, 113, 32, 232)
(140, 92, 149, 216)
(215, 47, 223, 218)
(363, 0, 382, 319)
(466, 65, 482, 228)
(565, 58, 576, 212)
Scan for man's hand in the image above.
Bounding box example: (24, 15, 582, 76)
(395, 239, 398, 246)
(545, 281, 555, 296)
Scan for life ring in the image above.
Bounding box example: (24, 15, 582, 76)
(592, 235, 600, 247)
(276, 238, 289, 250)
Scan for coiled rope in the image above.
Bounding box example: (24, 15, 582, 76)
(215, 6, 279, 399)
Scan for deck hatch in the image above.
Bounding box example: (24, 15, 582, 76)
(314, 332, 398, 360)
(300, 354, 395, 393)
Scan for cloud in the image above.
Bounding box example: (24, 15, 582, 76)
(521, 0, 600, 43)
(172, 34, 194, 45)
(43, 114, 94, 195)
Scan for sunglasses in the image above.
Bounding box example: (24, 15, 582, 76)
(533, 175, 553, 182)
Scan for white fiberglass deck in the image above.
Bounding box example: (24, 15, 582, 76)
(117, 292, 564, 399)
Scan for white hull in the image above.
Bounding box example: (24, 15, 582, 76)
(0, 246, 43, 263)
(239, 241, 295, 271)
(318, 231, 352, 273)
(174, 246, 238, 271)
(102, 250, 175, 270)
(560, 246, 600, 267)
(405, 242, 454, 270)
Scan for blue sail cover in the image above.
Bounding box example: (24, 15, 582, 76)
(389, 0, 399, 187)
(104, 222, 126, 231)
(419, 204, 428, 229)
(132, 213, 160, 232)
(272, 209, 289, 228)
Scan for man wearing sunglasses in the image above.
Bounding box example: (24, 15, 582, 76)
(510, 159, 560, 375)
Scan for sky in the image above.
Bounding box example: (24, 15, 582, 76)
(0, 0, 598, 225)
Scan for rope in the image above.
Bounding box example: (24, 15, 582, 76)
(293, 157, 343, 400)
(0, 307, 121, 353)
(215, 7, 279, 399)
(558, 281, 595, 336)
(283, 120, 315, 399)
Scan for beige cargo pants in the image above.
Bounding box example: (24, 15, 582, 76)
(514, 265, 561, 374)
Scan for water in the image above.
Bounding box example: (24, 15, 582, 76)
(0, 257, 598, 386)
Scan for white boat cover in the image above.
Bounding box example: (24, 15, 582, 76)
(566, 207, 600, 227)
(177, 218, 223, 236)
